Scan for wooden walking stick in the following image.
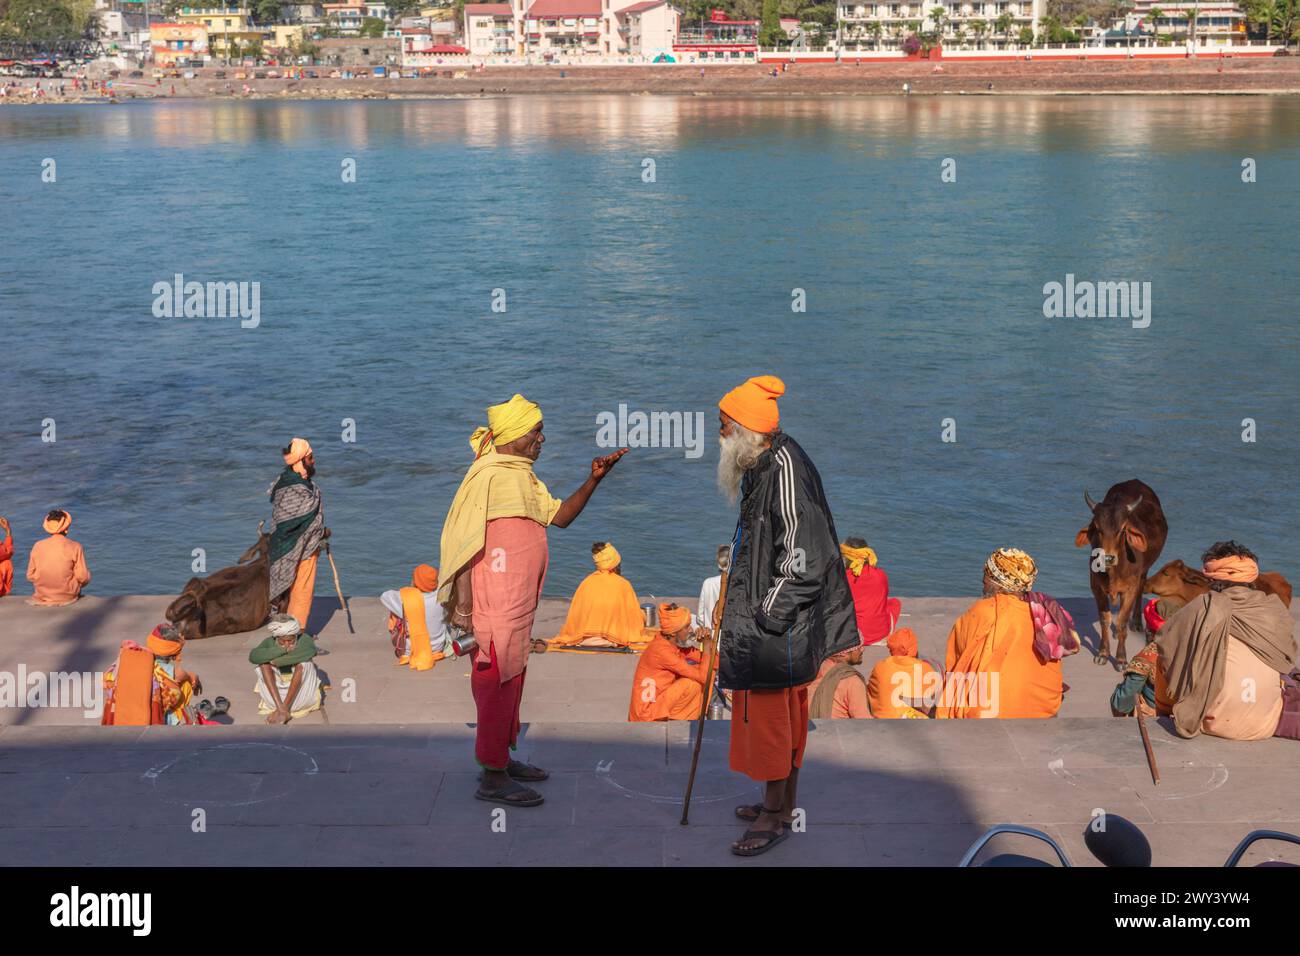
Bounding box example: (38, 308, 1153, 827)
(324, 541, 354, 634)
(681, 570, 727, 826)
(1136, 708, 1160, 786)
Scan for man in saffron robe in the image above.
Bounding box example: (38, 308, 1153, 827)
(936, 548, 1066, 719)
(0, 516, 13, 597)
(628, 603, 711, 721)
(551, 542, 648, 647)
(268, 438, 327, 630)
(867, 627, 936, 718)
(807, 645, 871, 719)
(715, 375, 858, 857)
(841, 537, 899, 645)
(440, 394, 627, 807)
(101, 624, 202, 726)
(26, 510, 90, 606)
(381, 563, 448, 670)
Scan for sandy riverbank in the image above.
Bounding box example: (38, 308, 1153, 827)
(5, 57, 1300, 104)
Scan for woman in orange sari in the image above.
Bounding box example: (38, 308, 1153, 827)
(439, 394, 627, 807)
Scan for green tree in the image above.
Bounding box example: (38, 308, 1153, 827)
(995, 10, 1013, 44)
(868, 19, 882, 47)
(759, 0, 782, 45)
(1184, 6, 1198, 44)
(970, 18, 986, 45)
(1148, 5, 1163, 42)
(929, 4, 945, 41)
(1018, 24, 1034, 43)
(359, 15, 386, 37)
(3, 0, 77, 45)
(256, 0, 283, 24)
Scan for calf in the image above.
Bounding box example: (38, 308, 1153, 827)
(166, 524, 271, 640)
(1148, 559, 1293, 609)
(1075, 479, 1168, 667)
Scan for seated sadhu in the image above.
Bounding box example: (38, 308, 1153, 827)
(936, 548, 1079, 719)
(841, 537, 899, 646)
(26, 509, 90, 606)
(249, 613, 323, 724)
(807, 645, 871, 719)
(101, 624, 203, 725)
(628, 603, 712, 721)
(380, 563, 448, 670)
(867, 627, 937, 718)
(0, 515, 13, 597)
(551, 542, 648, 647)
(1111, 541, 1297, 740)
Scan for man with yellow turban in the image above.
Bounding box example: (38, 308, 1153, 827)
(380, 564, 448, 670)
(26, 509, 90, 606)
(714, 375, 858, 857)
(439, 393, 627, 808)
(551, 542, 649, 647)
(936, 548, 1065, 719)
(268, 438, 327, 630)
(628, 603, 712, 721)
(841, 536, 900, 645)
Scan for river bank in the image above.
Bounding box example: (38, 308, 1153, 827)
(5, 56, 1300, 103)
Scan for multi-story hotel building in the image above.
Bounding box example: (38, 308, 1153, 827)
(837, 0, 1045, 47)
(463, 0, 680, 57)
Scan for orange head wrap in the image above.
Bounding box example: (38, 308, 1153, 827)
(283, 437, 313, 478)
(887, 626, 918, 658)
(412, 564, 439, 592)
(1203, 555, 1259, 584)
(658, 603, 692, 637)
(147, 623, 184, 659)
(719, 375, 785, 434)
(42, 510, 71, 535)
(593, 543, 621, 572)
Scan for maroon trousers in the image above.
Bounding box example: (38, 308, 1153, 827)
(470, 641, 527, 771)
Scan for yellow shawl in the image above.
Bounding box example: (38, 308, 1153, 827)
(437, 448, 561, 604)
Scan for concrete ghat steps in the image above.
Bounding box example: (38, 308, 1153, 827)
(0, 717, 1294, 867)
(12, 593, 1292, 726)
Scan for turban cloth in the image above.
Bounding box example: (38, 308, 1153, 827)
(1203, 555, 1259, 583)
(887, 626, 918, 658)
(268, 616, 302, 638)
(840, 543, 878, 576)
(719, 375, 784, 434)
(593, 543, 621, 572)
(986, 548, 1038, 594)
(658, 603, 692, 636)
(43, 511, 71, 535)
(412, 564, 439, 592)
(147, 623, 183, 658)
(469, 394, 542, 457)
(283, 437, 313, 478)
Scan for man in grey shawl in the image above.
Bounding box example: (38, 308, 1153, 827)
(269, 437, 327, 630)
(1156, 541, 1296, 740)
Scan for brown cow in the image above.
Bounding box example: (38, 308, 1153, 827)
(1075, 479, 1168, 667)
(166, 523, 271, 640)
(1148, 559, 1293, 609)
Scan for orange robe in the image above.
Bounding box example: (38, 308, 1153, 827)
(551, 569, 646, 647)
(26, 534, 90, 606)
(807, 658, 872, 718)
(286, 550, 318, 630)
(868, 656, 937, 718)
(936, 593, 1062, 719)
(628, 635, 710, 721)
(0, 531, 13, 597)
(729, 684, 810, 782)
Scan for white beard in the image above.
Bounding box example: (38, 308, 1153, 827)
(717, 426, 769, 504)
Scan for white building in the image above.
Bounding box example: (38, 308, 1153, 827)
(617, 0, 679, 57)
(463, 2, 516, 54)
(96, 8, 152, 56)
(1126, 1, 1247, 43)
(837, 0, 1045, 48)
(464, 0, 679, 57)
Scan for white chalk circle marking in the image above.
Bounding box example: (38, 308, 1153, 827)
(594, 760, 751, 806)
(144, 742, 319, 808)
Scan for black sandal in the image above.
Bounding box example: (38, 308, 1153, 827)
(474, 780, 545, 807)
(506, 759, 549, 781)
(732, 808, 790, 858)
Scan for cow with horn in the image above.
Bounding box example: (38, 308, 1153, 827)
(1075, 479, 1168, 667)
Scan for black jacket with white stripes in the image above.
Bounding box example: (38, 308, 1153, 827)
(718, 432, 859, 691)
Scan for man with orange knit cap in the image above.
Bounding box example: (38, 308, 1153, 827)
(26, 509, 91, 606)
(628, 603, 712, 721)
(715, 375, 857, 857)
(268, 438, 328, 630)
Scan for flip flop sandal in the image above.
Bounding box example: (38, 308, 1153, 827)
(474, 780, 545, 807)
(732, 824, 790, 857)
(735, 803, 764, 822)
(506, 759, 549, 781)
(213, 696, 230, 715)
(529, 640, 548, 654)
(197, 700, 215, 720)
